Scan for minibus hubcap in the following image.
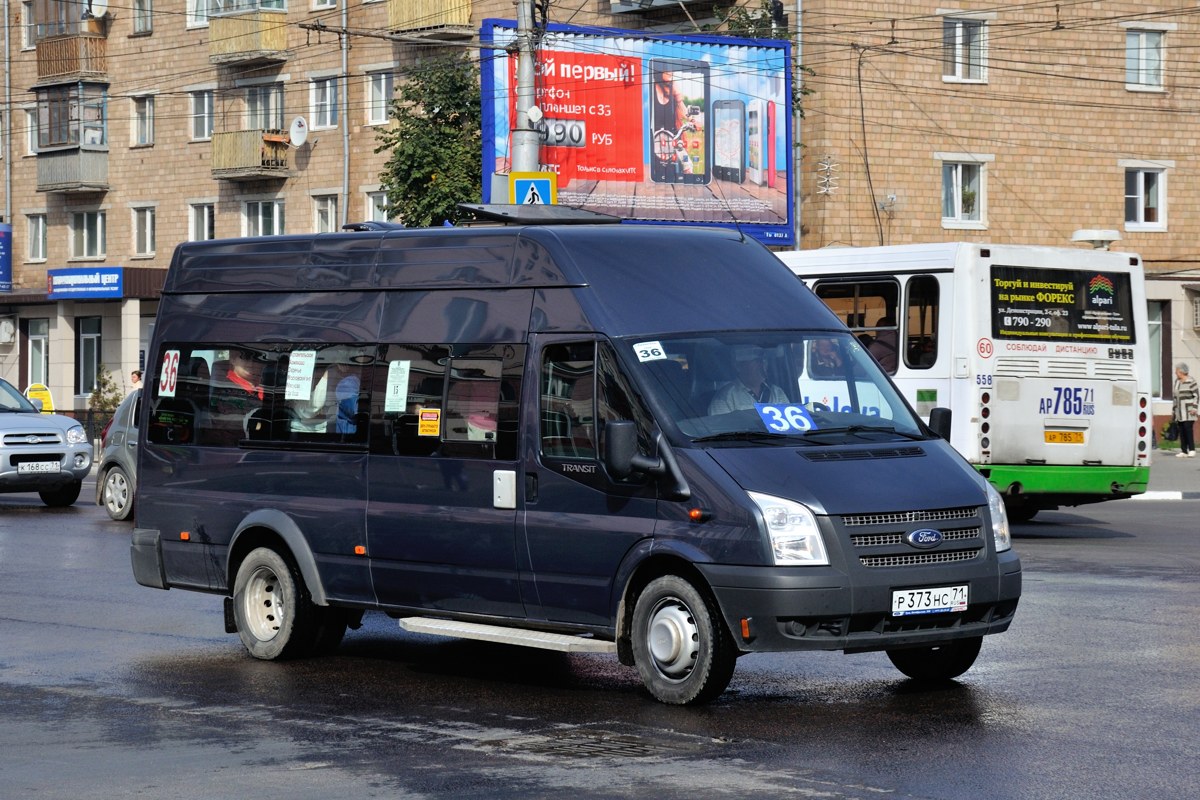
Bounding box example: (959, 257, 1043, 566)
(243, 567, 283, 642)
(648, 599, 698, 677)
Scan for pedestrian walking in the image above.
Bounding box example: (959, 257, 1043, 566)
(1172, 362, 1198, 457)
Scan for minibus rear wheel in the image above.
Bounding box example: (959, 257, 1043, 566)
(233, 547, 323, 660)
(886, 636, 983, 682)
(631, 575, 737, 705)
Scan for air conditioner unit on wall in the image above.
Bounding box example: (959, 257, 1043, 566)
(0, 317, 16, 345)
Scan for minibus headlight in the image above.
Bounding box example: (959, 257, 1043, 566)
(986, 482, 1012, 553)
(748, 492, 829, 566)
(66, 425, 88, 445)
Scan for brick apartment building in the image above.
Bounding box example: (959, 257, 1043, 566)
(1, 0, 1197, 414)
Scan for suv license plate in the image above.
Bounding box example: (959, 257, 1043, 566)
(18, 461, 60, 474)
(892, 585, 968, 617)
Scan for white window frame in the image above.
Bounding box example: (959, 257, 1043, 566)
(189, 202, 217, 241)
(247, 84, 285, 131)
(313, 0, 334, 8)
(1121, 159, 1171, 232)
(132, 205, 157, 256)
(186, 0, 210, 27)
(28, 318, 50, 387)
(244, 199, 285, 236)
(21, 1, 35, 50)
(24, 109, 38, 155)
(27, 214, 48, 262)
(366, 190, 392, 222)
(71, 210, 107, 259)
(936, 152, 992, 230)
(190, 90, 214, 141)
(367, 72, 393, 125)
(313, 194, 338, 233)
(133, 0, 153, 34)
(132, 95, 155, 146)
(941, 13, 990, 83)
(1122, 23, 1174, 92)
(310, 76, 339, 130)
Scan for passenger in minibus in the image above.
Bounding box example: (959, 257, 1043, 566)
(708, 346, 787, 414)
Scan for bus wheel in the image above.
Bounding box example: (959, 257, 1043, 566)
(886, 636, 982, 682)
(631, 575, 736, 705)
(1004, 498, 1038, 523)
(232, 547, 321, 660)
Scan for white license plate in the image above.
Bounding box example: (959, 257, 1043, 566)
(17, 461, 60, 474)
(891, 585, 968, 616)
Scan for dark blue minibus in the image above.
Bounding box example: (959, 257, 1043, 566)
(131, 211, 1021, 704)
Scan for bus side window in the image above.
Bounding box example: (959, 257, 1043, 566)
(814, 279, 900, 374)
(540, 343, 595, 459)
(904, 275, 940, 369)
(369, 345, 449, 457)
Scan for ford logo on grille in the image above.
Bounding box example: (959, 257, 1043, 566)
(906, 528, 944, 549)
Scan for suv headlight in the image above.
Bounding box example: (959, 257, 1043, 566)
(66, 425, 88, 445)
(748, 492, 829, 566)
(986, 482, 1012, 553)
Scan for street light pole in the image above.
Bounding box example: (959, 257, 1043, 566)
(511, 0, 541, 173)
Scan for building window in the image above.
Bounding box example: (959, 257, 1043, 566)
(1126, 30, 1164, 90)
(24, 109, 37, 154)
(77, 317, 102, 395)
(71, 211, 106, 258)
(133, 206, 156, 256)
(21, 1, 35, 49)
(245, 200, 284, 236)
(1148, 300, 1165, 398)
(311, 77, 338, 129)
(367, 72, 393, 125)
(313, 0, 334, 8)
(943, 17, 986, 82)
(133, 96, 155, 146)
(314, 195, 338, 232)
(367, 191, 391, 222)
(247, 84, 284, 131)
(190, 91, 214, 140)
(941, 161, 984, 226)
(1125, 167, 1166, 229)
(186, 0, 209, 27)
(133, 0, 152, 33)
(27, 214, 47, 261)
(29, 319, 50, 387)
(38, 84, 106, 148)
(190, 203, 216, 241)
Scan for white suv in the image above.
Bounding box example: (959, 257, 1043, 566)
(0, 378, 93, 507)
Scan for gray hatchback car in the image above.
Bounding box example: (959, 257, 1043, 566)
(96, 388, 140, 521)
(0, 377, 93, 507)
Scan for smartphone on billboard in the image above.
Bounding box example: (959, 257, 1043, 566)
(746, 99, 765, 186)
(766, 100, 777, 189)
(649, 58, 710, 185)
(713, 99, 745, 183)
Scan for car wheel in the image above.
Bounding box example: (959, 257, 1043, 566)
(886, 636, 983, 682)
(39, 481, 82, 508)
(232, 547, 322, 660)
(630, 575, 737, 705)
(102, 466, 134, 521)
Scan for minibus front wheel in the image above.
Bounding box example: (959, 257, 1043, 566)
(886, 636, 983, 682)
(232, 546, 327, 660)
(631, 575, 737, 705)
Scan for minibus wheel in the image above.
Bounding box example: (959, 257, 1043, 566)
(232, 547, 321, 660)
(631, 575, 737, 705)
(886, 636, 983, 682)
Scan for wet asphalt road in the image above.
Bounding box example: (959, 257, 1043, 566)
(2, 487, 1198, 799)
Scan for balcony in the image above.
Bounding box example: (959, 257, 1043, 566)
(37, 147, 109, 193)
(388, 0, 472, 38)
(34, 32, 107, 85)
(212, 130, 291, 180)
(209, 11, 289, 66)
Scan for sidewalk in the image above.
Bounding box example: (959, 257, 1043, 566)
(1142, 447, 1200, 500)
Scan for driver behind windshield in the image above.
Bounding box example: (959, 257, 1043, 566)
(708, 346, 788, 415)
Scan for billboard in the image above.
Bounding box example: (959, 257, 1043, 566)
(482, 20, 794, 246)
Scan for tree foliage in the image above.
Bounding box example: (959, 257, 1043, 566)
(375, 56, 483, 227)
(714, 0, 811, 116)
(88, 365, 123, 413)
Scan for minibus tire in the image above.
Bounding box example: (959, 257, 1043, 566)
(631, 575, 737, 705)
(39, 481, 81, 508)
(232, 547, 322, 660)
(886, 636, 983, 682)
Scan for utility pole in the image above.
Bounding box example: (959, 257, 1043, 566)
(511, 0, 541, 173)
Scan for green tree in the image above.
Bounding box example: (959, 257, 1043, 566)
(714, 0, 811, 116)
(375, 56, 482, 227)
(89, 365, 123, 414)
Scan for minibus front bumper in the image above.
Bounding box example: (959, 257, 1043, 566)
(696, 552, 1021, 654)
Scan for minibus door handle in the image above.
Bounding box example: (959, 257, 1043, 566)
(525, 472, 538, 503)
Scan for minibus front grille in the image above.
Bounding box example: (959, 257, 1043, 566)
(841, 507, 978, 526)
(804, 447, 923, 462)
(850, 526, 980, 548)
(859, 549, 980, 568)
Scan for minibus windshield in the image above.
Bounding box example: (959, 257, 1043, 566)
(627, 332, 927, 444)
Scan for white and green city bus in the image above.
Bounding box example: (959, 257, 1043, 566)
(779, 243, 1151, 522)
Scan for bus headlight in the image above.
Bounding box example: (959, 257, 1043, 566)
(986, 482, 1012, 553)
(66, 425, 88, 445)
(748, 492, 829, 566)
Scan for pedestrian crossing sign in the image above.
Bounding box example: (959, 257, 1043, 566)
(509, 172, 557, 205)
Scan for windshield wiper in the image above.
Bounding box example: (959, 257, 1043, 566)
(802, 424, 927, 441)
(691, 431, 804, 445)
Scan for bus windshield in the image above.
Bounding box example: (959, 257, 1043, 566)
(627, 331, 926, 444)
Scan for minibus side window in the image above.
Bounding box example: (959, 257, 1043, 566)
(903, 275, 939, 369)
(279, 345, 373, 443)
(814, 280, 900, 374)
(369, 344, 449, 457)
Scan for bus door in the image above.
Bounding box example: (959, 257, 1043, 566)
(521, 336, 658, 626)
(365, 343, 527, 618)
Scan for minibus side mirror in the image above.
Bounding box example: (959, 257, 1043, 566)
(928, 407, 952, 440)
(604, 421, 690, 501)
